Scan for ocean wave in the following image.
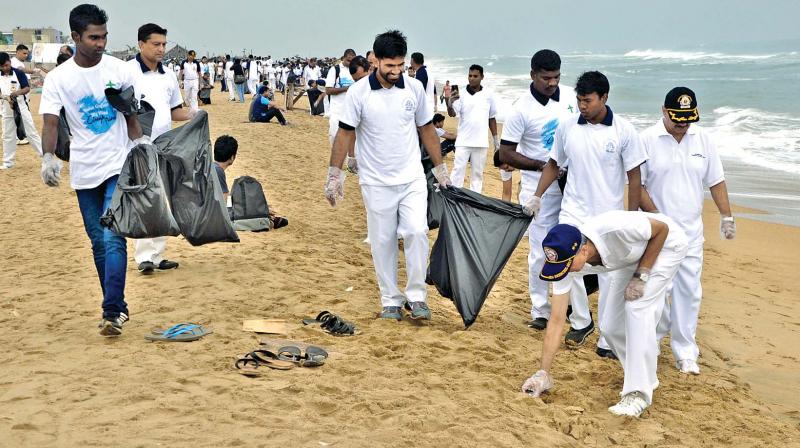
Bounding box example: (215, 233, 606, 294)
(623, 49, 780, 62)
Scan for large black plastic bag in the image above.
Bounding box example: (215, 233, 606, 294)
(154, 110, 239, 246)
(427, 187, 532, 327)
(426, 170, 445, 230)
(101, 144, 180, 238)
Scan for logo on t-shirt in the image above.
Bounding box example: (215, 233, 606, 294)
(604, 140, 617, 153)
(78, 95, 117, 135)
(403, 98, 415, 112)
(542, 118, 559, 151)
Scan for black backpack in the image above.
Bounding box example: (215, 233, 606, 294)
(231, 176, 271, 231)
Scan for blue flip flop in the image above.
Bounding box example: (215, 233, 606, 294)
(144, 323, 213, 342)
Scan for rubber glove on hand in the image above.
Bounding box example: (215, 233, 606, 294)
(720, 216, 736, 240)
(522, 369, 553, 398)
(133, 135, 153, 146)
(492, 135, 501, 151)
(324, 166, 345, 207)
(432, 163, 452, 188)
(522, 195, 541, 217)
(40, 153, 62, 187)
(345, 155, 358, 174)
(624, 267, 650, 301)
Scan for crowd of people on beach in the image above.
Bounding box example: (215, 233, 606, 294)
(0, 2, 738, 420)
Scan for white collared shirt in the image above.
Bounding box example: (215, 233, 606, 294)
(451, 85, 497, 148)
(127, 57, 183, 140)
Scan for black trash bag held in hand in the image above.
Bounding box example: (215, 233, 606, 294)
(11, 99, 26, 140)
(55, 108, 71, 161)
(100, 143, 180, 238)
(105, 86, 156, 137)
(154, 110, 239, 246)
(426, 187, 532, 328)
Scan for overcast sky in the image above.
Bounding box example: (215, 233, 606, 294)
(2, 0, 799, 58)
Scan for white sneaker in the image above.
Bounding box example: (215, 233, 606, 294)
(0, 164, 13, 170)
(608, 391, 648, 417)
(677, 359, 700, 375)
(17, 138, 29, 145)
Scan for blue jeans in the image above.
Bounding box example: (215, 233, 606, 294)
(235, 82, 245, 102)
(76, 175, 128, 319)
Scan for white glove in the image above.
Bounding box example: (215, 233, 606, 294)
(40, 153, 62, 187)
(345, 155, 358, 174)
(186, 108, 198, 120)
(324, 166, 345, 207)
(522, 369, 553, 398)
(720, 216, 736, 240)
(133, 135, 153, 146)
(492, 135, 501, 151)
(522, 195, 541, 217)
(624, 267, 650, 301)
(432, 163, 451, 188)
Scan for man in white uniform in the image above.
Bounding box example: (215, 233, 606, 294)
(246, 56, 260, 98)
(303, 58, 321, 88)
(0, 53, 44, 169)
(325, 49, 356, 145)
(324, 30, 451, 321)
(639, 87, 736, 375)
(129, 23, 196, 275)
(39, 4, 146, 336)
(266, 64, 277, 93)
(529, 71, 647, 355)
(10, 44, 47, 147)
(522, 211, 688, 417)
(498, 50, 577, 330)
(179, 50, 201, 111)
(225, 55, 235, 101)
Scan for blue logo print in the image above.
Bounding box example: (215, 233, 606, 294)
(542, 118, 559, 151)
(78, 95, 117, 135)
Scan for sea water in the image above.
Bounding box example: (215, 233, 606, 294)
(429, 48, 800, 225)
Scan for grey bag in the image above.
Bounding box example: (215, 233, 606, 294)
(230, 176, 271, 232)
(154, 110, 239, 246)
(100, 143, 180, 238)
(426, 187, 532, 328)
(105, 86, 156, 137)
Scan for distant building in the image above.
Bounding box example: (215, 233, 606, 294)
(13, 27, 64, 47)
(164, 44, 188, 62)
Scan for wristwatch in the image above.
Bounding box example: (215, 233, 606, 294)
(633, 271, 650, 282)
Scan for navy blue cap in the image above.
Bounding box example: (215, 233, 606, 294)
(539, 224, 582, 281)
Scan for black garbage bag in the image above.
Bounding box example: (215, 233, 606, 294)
(426, 187, 532, 327)
(154, 110, 239, 246)
(105, 87, 156, 137)
(11, 99, 26, 140)
(100, 143, 180, 238)
(55, 108, 70, 161)
(426, 170, 445, 230)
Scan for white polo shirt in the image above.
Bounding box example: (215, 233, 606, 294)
(127, 55, 183, 140)
(640, 120, 725, 243)
(39, 55, 136, 189)
(225, 60, 233, 78)
(553, 211, 686, 295)
(10, 56, 25, 70)
(180, 60, 201, 81)
(339, 73, 432, 187)
(247, 60, 260, 80)
(325, 63, 355, 118)
(551, 107, 647, 226)
(451, 85, 497, 148)
(303, 65, 320, 83)
(502, 85, 577, 191)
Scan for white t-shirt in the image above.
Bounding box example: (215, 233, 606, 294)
(339, 73, 433, 187)
(325, 63, 355, 118)
(551, 107, 647, 226)
(303, 65, 321, 84)
(10, 57, 24, 70)
(451, 86, 497, 148)
(39, 55, 136, 189)
(247, 60, 260, 80)
(501, 85, 577, 190)
(225, 61, 234, 78)
(266, 65, 277, 80)
(127, 57, 183, 140)
(216, 61, 224, 76)
(553, 211, 687, 295)
(640, 120, 725, 244)
(181, 60, 201, 81)
(435, 127, 445, 138)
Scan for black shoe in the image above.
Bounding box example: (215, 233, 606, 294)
(527, 317, 548, 330)
(564, 320, 595, 347)
(138, 261, 156, 275)
(98, 312, 128, 337)
(596, 347, 618, 360)
(157, 260, 179, 270)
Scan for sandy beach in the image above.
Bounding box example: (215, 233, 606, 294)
(1, 89, 798, 447)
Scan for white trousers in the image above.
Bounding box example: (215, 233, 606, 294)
(328, 116, 339, 145)
(520, 186, 562, 320)
(2, 97, 43, 166)
(226, 75, 236, 100)
(134, 237, 167, 264)
(658, 241, 704, 362)
(450, 146, 488, 193)
(247, 78, 259, 97)
(183, 80, 199, 111)
(601, 238, 688, 405)
(361, 179, 429, 307)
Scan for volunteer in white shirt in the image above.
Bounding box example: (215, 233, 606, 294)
(246, 57, 260, 97)
(225, 55, 235, 101)
(325, 49, 356, 145)
(39, 3, 146, 337)
(266, 64, 277, 93)
(640, 87, 736, 375)
(0, 53, 44, 169)
(498, 50, 577, 330)
(11, 44, 48, 78)
(179, 50, 201, 111)
(324, 30, 451, 322)
(522, 211, 688, 418)
(303, 58, 321, 89)
(446, 64, 498, 193)
(128, 23, 196, 276)
(529, 71, 647, 355)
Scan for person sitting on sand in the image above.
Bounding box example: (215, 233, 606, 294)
(249, 86, 288, 125)
(199, 72, 212, 105)
(307, 79, 326, 116)
(432, 113, 456, 156)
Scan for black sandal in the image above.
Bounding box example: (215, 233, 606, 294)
(302, 311, 356, 336)
(276, 345, 329, 367)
